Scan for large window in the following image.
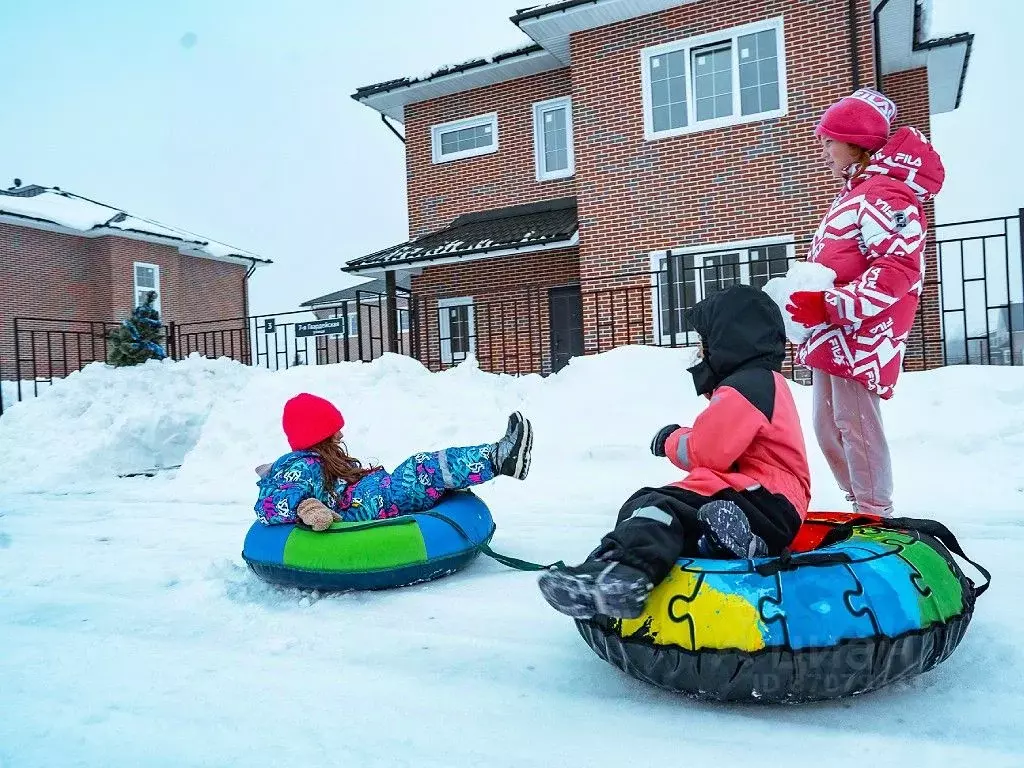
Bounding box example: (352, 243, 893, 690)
(133, 262, 161, 311)
(533, 97, 574, 181)
(651, 240, 792, 344)
(431, 113, 499, 164)
(437, 297, 476, 365)
(642, 18, 786, 139)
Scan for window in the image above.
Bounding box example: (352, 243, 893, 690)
(133, 262, 161, 311)
(346, 310, 358, 338)
(533, 97, 574, 181)
(642, 18, 786, 139)
(431, 113, 498, 164)
(437, 297, 476, 365)
(650, 240, 792, 344)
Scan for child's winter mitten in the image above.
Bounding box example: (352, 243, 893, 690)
(296, 498, 341, 531)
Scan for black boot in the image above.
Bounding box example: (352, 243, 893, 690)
(537, 556, 653, 620)
(492, 412, 533, 480)
(696, 500, 768, 558)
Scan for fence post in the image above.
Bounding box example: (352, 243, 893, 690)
(167, 322, 177, 360)
(665, 252, 679, 348)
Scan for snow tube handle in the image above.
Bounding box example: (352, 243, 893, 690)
(753, 549, 853, 576)
(886, 517, 992, 598)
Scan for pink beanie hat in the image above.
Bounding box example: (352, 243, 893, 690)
(815, 88, 898, 153)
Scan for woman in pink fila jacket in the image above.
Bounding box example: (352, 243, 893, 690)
(786, 88, 945, 517)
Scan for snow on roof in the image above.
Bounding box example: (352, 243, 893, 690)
(0, 185, 269, 265)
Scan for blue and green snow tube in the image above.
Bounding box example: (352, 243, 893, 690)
(242, 490, 494, 591)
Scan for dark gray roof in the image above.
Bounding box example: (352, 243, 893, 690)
(511, 1, 599, 23)
(344, 197, 578, 274)
(301, 274, 412, 307)
(352, 44, 545, 101)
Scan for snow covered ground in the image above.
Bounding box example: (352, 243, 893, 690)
(1, 349, 1022, 767)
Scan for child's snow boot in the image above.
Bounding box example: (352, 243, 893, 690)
(696, 500, 768, 558)
(492, 411, 533, 480)
(538, 556, 653, 620)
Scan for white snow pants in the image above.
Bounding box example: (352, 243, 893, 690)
(812, 372, 894, 517)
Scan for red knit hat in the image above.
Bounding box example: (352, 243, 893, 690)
(815, 88, 898, 153)
(282, 393, 344, 451)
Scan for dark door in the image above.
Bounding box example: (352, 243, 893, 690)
(548, 285, 584, 373)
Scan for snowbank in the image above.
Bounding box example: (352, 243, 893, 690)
(0, 355, 261, 492)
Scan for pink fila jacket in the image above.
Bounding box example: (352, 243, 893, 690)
(798, 126, 946, 398)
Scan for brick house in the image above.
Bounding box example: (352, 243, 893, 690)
(345, 0, 971, 375)
(0, 183, 270, 380)
(300, 274, 413, 363)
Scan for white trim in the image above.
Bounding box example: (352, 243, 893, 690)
(533, 96, 575, 181)
(354, 49, 564, 123)
(648, 235, 795, 346)
(431, 112, 499, 164)
(345, 232, 580, 276)
(133, 261, 161, 313)
(437, 296, 476, 365)
(346, 310, 359, 338)
(640, 17, 788, 142)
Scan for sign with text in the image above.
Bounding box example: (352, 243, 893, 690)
(295, 318, 346, 338)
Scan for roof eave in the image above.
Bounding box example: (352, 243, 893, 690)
(343, 232, 580, 276)
(351, 46, 562, 122)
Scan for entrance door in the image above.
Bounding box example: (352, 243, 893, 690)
(548, 285, 584, 373)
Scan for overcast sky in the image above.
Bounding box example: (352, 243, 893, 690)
(1, 0, 1020, 318)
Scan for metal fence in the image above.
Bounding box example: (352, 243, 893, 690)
(3, 211, 1021, 416)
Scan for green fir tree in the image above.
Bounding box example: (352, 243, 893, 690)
(107, 291, 167, 367)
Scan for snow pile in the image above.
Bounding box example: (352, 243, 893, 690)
(0, 354, 262, 492)
(763, 260, 837, 344)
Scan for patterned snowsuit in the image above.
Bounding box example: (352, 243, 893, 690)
(254, 445, 496, 525)
(797, 125, 945, 516)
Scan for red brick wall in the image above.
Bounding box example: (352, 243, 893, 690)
(312, 301, 412, 363)
(0, 222, 249, 380)
(410, 247, 580, 374)
(882, 67, 940, 370)
(404, 69, 576, 237)
(570, 0, 878, 293)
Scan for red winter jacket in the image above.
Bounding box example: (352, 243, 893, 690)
(797, 126, 945, 398)
(666, 285, 812, 521)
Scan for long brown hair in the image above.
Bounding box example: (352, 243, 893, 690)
(309, 434, 380, 496)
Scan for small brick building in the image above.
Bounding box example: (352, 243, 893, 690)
(0, 183, 269, 380)
(342, 0, 971, 376)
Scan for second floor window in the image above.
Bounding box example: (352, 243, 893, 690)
(642, 18, 786, 139)
(431, 113, 499, 164)
(533, 97, 574, 181)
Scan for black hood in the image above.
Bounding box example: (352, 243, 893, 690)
(685, 284, 787, 396)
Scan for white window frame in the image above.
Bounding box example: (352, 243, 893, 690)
(346, 309, 359, 338)
(133, 261, 161, 312)
(437, 296, 476, 364)
(649, 236, 795, 346)
(431, 112, 499, 164)
(640, 17, 788, 141)
(533, 96, 575, 181)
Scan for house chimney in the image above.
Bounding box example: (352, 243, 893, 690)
(12, 178, 21, 188)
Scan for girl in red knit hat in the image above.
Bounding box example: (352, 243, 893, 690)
(785, 88, 945, 516)
(254, 393, 533, 531)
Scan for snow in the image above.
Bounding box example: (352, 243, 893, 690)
(0, 186, 259, 262)
(1, 347, 1023, 767)
(0, 355, 261, 493)
(763, 261, 837, 344)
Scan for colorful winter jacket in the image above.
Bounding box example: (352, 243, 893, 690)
(254, 450, 366, 525)
(797, 126, 945, 398)
(664, 285, 812, 521)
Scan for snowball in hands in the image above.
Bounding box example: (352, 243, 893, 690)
(763, 262, 837, 344)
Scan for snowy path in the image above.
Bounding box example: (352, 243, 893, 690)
(1, 491, 1021, 768)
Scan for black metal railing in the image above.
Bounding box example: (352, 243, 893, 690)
(3, 211, 1021, 416)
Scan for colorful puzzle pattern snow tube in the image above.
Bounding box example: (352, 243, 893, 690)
(242, 491, 494, 591)
(576, 513, 987, 702)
